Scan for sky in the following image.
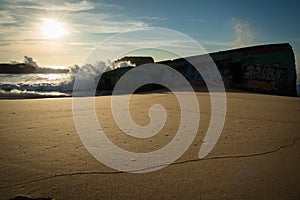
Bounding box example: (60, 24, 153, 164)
(0, 0, 300, 79)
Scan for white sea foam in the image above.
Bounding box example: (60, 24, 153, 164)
(0, 59, 134, 99)
(0, 73, 74, 99)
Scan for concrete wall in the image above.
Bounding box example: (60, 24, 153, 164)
(97, 67, 133, 91)
(210, 43, 297, 96)
(98, 43, 297, 96)
(161, 43, 297, 96)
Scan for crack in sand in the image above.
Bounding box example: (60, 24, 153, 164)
(1, 137, 299, 190)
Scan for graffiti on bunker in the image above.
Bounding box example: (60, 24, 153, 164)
(244, 64, 287, 91)
(97, 43, 297, 96)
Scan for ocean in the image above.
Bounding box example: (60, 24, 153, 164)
(0, 61, 135, 99)
(0, 73, 74, 99)
(0, 73, 300, 99)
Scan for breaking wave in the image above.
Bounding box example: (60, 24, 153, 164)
(0, 59, 134, 99)
(0, 73, 74, 99)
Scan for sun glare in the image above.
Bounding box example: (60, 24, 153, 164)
(40, 18, 68, 39)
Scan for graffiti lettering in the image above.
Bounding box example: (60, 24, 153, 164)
(247, 80, 277, 91)
(245, 64, 286, 81)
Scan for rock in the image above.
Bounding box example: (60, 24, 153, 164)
(0, 63, 35, 74)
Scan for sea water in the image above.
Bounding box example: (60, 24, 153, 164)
(0, 61, 133, 99)
(0, 73, 74, 99)
(0, 73, 299, 99)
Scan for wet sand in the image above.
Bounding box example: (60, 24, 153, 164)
(0, 91, 300, 199)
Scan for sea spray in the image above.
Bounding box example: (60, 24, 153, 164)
(0, 59, 135, 99)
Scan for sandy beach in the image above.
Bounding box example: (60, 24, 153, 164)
(0, 91, 300, 199)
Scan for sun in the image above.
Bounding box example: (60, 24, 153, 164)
(40, 18, 68, 39)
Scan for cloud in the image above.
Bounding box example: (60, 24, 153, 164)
(193, 18, 256, 53)
(5, 0, 94, 12)
(0, 0, 151, 65)
(0, 0, 148, 41)
(2, 0, 124, 12)
(139, 16, 167, 21)
(0, 11, 18, 24)
(70, 12, 148, 33)
(68, 42, 98, 47)
(231, 18, 254, 47)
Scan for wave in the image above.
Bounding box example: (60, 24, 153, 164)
(35, 67, 70, 73)
(0, 81, 74, 92)
(0, 89, 71, 99)
(0, 56, 136, 99)
(0, 73, 74, 99)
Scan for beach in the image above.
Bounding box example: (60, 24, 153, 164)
(0, 91, 300, 199)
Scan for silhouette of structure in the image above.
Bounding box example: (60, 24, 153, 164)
(98, 43, 297, 96)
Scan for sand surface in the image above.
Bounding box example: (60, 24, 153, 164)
(0, 91, 300, 199)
